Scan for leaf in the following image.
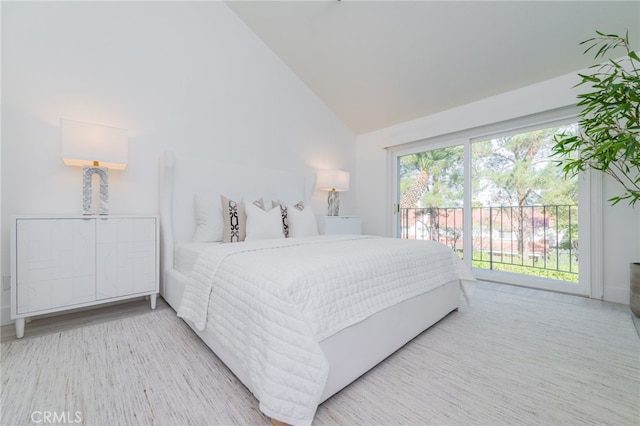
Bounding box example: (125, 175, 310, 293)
(553, 30, 640, 206)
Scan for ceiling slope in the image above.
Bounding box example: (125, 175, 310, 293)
(228, 1, 640, 135)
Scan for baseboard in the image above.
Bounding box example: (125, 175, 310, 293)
(604, 286, 630, 306)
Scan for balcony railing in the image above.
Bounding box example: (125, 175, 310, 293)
(400, 205, 579, 279)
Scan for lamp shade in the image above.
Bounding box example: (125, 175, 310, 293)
(317, 169, 350, 192)
(61, 119, 128, 170)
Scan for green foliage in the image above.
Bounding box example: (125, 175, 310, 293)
(553, 31, 640, 206)
(474, 127, 575, 207)
(399, 146, 464, 208)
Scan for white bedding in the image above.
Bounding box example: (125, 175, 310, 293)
(177, 235, 476, 426)
(174, 242, 220, 275)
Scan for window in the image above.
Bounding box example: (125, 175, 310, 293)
(391, 113, 593, 296)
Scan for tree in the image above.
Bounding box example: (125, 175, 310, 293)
(399, 146, 463, 208)
(399, 147, 463, 241)
(552, 31, 640, 206)
(473, 127, 576, 257)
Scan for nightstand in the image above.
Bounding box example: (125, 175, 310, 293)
(10, 215, 159, 338)
(317, 216, 362, 235)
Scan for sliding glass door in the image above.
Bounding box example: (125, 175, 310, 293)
(398, 144, 464, 254)
(393, 120, 591, 295)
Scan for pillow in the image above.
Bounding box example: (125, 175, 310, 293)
(271, 200, 289, 237)
(221, 196, 256, 243)
(192, 195, 224, 243)
(244, 201, 285, 241)
(285, 201, 319, 238)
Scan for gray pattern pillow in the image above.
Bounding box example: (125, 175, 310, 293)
(222, 196, 263, 243)
(221, 196, 244, 243)
(271, 200, 291, 238)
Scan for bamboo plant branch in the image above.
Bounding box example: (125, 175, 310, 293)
(553, 30, 640, 206)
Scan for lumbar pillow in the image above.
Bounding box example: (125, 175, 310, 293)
(244, 201, 285, 241)
(271, 200, 289, 237)
(221, 195, 254, 243)
(286, 201, 319, 238)
(192, 194, 224, 243)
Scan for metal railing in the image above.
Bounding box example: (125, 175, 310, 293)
(400, 205, 579, 276)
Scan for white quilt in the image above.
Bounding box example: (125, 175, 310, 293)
(177, 235, 476, 425)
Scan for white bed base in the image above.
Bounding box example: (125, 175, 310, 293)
(164, 268, 459, 403)
(159, 151, 460, 410)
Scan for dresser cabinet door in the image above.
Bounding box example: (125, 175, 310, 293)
(96, 218, 157, 300)
(16, 219, 96, 314)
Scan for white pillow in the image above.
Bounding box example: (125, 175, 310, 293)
(244, 201, 285, 241)
(286, 201, 319, 238)
(192, 194, 224, 242)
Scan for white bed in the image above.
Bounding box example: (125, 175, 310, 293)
(159, 152, 475, 426)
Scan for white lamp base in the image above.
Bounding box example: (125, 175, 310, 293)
(82, 166, 109, 215)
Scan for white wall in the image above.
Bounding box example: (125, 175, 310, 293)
(1, 1, 356, 325)
(602, 177, 640, 303)
(355, 72, 640, 305)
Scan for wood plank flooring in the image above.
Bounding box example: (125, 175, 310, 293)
(2, 282, 637, 343)
(1, 297, 170, 343)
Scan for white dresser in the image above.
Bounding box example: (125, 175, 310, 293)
(10, 215, 159, 338)
(317, 216, 362, 235)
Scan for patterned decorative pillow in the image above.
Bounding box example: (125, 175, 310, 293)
(245, 201, 285, 241)
(221, 195, 245, 243)
(221, 196, 264, 243)
(271, 200, 289, 237)
(286, 201, 319, 238)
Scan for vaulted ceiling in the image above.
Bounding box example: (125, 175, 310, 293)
(227, 1, 640, 135)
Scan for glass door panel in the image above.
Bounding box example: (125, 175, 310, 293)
(394, 120, 589, 295)
(398, 145, 465, 257)
(471, 124, 579, 285)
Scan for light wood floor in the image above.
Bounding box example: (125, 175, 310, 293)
(1, 297, 171, 343)
(479, 281, 640, 336)
(2, 282, 637, 343)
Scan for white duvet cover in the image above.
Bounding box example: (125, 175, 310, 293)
(177, 235, 475, 426)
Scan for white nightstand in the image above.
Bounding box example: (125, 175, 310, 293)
(10, 215, 159, 338)
(317, 216, 362, 235)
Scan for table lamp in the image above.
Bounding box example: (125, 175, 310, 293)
(317, 169, 349, 216)
(60, 118, 128, 215)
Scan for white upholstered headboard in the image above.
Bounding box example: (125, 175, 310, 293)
(159, 151, 314, 282)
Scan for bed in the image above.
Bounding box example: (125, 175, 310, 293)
(159, 151, 476, 426)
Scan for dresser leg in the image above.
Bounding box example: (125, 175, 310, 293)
(150, 293, 157, 310)
(15, 318, 25, 339)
